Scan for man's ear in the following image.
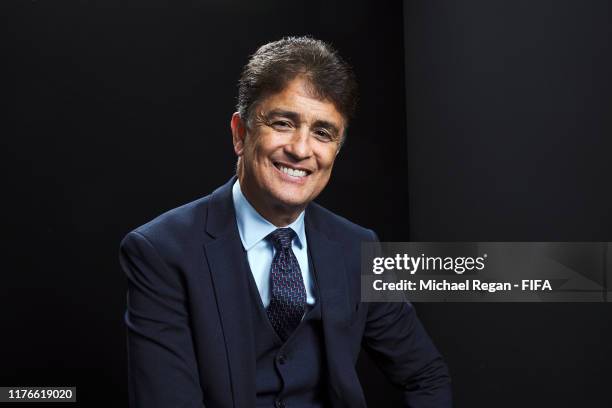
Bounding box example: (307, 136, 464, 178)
(230, 112, 247, 156)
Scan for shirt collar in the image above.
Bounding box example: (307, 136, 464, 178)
(232, 180, 306, 251)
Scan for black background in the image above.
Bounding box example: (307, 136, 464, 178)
(2, 0, 611, 407)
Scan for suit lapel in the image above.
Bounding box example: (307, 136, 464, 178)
(306, 212, 365, 408)
(203, 178, 256, 407)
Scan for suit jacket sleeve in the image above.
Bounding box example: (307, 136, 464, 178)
(120, 230, 205, 408)
(361, 231, 452, 408)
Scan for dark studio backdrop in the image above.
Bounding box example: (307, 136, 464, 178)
(1, 0, 611, 407)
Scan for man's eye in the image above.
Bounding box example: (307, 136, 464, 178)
(271, 120, 293, 130)
(313, 130, 333, 141)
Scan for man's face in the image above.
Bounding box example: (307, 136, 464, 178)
(232, 77, 345, 218)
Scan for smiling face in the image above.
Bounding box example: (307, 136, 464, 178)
(231, 76, 345, 226)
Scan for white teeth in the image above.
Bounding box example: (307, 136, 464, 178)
(279, 165, 307, 178)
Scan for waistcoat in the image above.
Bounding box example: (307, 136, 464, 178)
(245, 254, 329, 408)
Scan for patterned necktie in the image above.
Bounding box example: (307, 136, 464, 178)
(266, 228, 307, 342)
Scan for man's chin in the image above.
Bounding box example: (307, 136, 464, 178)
(275, 198, 309, 209)
(270, 193, 311, 211)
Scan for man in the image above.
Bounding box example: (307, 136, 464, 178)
(121, 36, 451, 408)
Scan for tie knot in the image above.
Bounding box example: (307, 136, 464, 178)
(268, 228, 295, 250)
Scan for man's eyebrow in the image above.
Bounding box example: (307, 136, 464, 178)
(264, 109, 301, 123)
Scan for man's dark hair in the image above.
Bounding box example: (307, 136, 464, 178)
(237, 36, 358, 127)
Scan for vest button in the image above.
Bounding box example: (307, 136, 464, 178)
(277, 354, 287, 364)
(275, 399, 286, 408)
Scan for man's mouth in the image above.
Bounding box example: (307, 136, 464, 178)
(274, 162, 311, 178)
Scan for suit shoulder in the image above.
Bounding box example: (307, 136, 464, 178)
(307, 202, 377, 242)
(122, 195, 211, 251)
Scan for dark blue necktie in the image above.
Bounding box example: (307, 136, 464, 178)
(266, 228, 307, 342)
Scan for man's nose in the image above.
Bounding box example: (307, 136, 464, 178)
(284, 128, 313, 160)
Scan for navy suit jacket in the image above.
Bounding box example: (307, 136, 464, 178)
(121, 177, 452, 407)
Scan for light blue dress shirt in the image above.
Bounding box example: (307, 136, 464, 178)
(232, 180, 315, 307)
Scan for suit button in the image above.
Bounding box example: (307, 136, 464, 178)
(277, 354, 287, 365)
(275, 399, 285, 408)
